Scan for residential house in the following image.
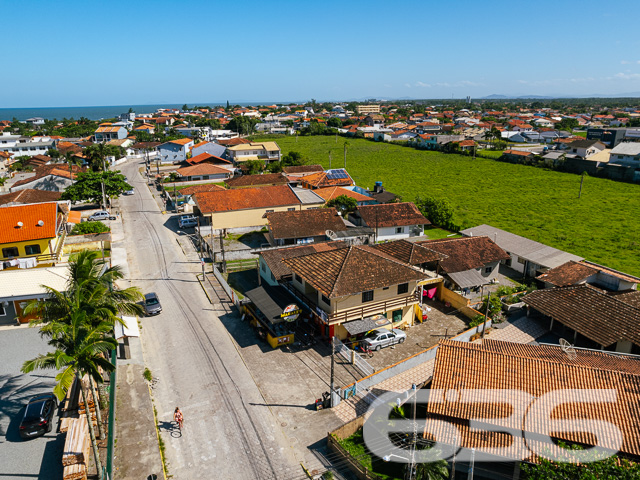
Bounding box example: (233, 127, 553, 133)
(56, 141, 83, 156)
(94, 124, 128, 142)
(226, 141, 281, 164)
(363, 114, 385, 127)
(312, 186, 374, 205)
(175, 163, 232, 182)
(536, 260, 640, 291)
(184, 152, 233, 169)
(190, 141, 227, 159)
(365, 181, 398, 203)
(0, 202, 67, 269)
(299, 169, 354, 189)
(10, 164, 83, 192)
(0, 133, 55, 156)
(265, 208, 348, 246)
(349, 202, 430, 241)
(0, 266, 70, 325)
(501, 131, 527, 142)
(523, 285, 640, 353)
(356, 105, 381, 114)
(502, 149, 534, 162)
(417, 236, 509, 292)
(460, 224, 583, 277)
(225, 173, 289, 189)
(0, 189, 62, 207)
(413, 134, 465, 150)
(134, 124, 155, 135)
(25, 117, 45, 127)
(564, 139, 606, 159)
(282, 244, 431, 338)
(0, 150, 13, 177)
(158, 138, 194, 163)
(282, 164, 324, 180)
(193, 184, 324, 233)
(609, 142, 640, 167)
(424, 338, 640, 476)
(24, 154, 51, 169)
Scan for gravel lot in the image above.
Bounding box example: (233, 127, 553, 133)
(0, 326, 64, 479)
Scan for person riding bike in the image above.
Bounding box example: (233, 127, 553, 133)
(174, 407, 184, 430)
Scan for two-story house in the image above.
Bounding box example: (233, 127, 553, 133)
(282, 244, 433, 338)
(226, 141, 281, 164)
(190, 141, 227, 159)
(0, 202, 67, 269)
(265, 208, 348, 246)
(158, 138, 194, 163)
(349, 202, 430, 241)
(94, 123, 128, 142)
(609, 142, 640, 167)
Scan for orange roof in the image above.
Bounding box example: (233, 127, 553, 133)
(313, 186, 373, 202)
(0, 202, 59, 244)
(0, 151, 13, 159)
(67, 211, 82, 224)
(96, 125, 124, 133)
(186, 152, 231, 165)
(176, 164, 230, 177)
(190, 141, 208, 150)
(169, 138, 193, 146)
(194, 184, 300, 213)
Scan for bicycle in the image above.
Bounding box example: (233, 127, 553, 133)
(174, 408, 184, 430)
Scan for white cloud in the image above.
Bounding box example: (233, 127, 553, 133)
(415, 81, 431, 88)
(621, 60, 631, 64)
(611, 72, 640, 80)
(404, 83, 412, 88)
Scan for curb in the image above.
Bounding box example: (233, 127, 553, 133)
(196, 273, 213, 304)
(148, 384, 169, 480)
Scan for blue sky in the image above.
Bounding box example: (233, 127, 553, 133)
(2, 0, 640, 107)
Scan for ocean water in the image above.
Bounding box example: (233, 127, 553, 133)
(0, 102, 268, 122)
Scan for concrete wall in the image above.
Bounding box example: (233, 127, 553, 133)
(437, 285, 482, 320)
(375, 225, 423, 241)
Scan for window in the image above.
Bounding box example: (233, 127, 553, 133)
(484, 266, 492, 274)
(266, 209, 274, 213)
(382, 286, 389, 290)
(0, 304, 5, 316)
(392, 309, 403, 322)
(294, 273, 302, 284)
(362, 290, 374, 302)
(270, 272, 275, 282)
(2, 247, 19, 258)
(261, 261, 266, 272)
(321, 294, 330, 305)
(25, 244, 41, 255)
(397, 283, 409, 294)
(395, 227, 404, 234)
(288, 208, 296, 211)
(517, 257, 526, 265)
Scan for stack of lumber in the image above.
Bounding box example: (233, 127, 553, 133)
(76, 376, 97, 428)
(62, 417, 90, 480)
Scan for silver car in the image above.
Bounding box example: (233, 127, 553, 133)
(144, 292, 162, 316)
(363, 328, 407, 351)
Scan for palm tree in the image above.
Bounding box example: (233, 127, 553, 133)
(64, 151, 83, 182)
(22, 311, 117, 480)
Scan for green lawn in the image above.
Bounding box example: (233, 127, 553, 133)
(260, 135, 640, 276)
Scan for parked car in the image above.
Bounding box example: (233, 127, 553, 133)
(88, 210, 116, 221)
(362, 328, 406, 351)
(178, 215, 197, 229)
(19, 393, 57, 439)
(144, 292, 162, 315)
(123, 187, 135, 195)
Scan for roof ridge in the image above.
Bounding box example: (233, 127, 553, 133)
(329, 246, 354, 297)
(359, 244, 426, 273)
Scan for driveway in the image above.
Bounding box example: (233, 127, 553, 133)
(0, 326, 64, 480)
(117, 160, 299, 480)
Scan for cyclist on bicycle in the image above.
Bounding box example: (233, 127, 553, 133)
(174, 407, 184, 429)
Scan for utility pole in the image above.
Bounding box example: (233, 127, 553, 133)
(467, 448, 475, 480)
(343, 142, 347, 169)
(330, 336, 335, 407)
(407, 384, 418, 480)
(329, 151, 332, 169)
(220, 230, 227, 273)
(101, 157, 108, 211)
(482, 291, 490, 339)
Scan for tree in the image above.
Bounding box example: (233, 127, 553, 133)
(281, 151, 305, 166)
(266, 161, 283, 173)
(326, 195, 357, 215)
(22, 312, 117, 480)
(415, 196, 458, 231)
(182, 104, 189, 111)
(71, 221, 110, 235)
(327, 117, 343, 128)
(244, 160, 263, 175)
(556, 118, 579, 132)
(84, 143, 125, 172)
(61, 171, 132, 206)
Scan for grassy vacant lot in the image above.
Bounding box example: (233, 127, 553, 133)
(260, 135, 640, 276)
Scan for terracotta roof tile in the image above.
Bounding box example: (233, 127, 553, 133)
(417, 236, 509, 273)
(371, 239, 447, 265)
(0, 202, 59, 244)
(266, 208, 346, 240)
(301, 170, 354, 188)
(536, 260, 599, 286)
(0, 189, 61, 207)
(282, 164, 324, 174)
(225, 173, 289, 188)
(11, 164, 84, 189)
(260, 241, 349, 281)
(186, 152, 231, 165)
(194, 184, 300, 213)
(178, 184, 226, 195)
(175, 164, 231, 177)
(167, 138, 193, 146)
(312, 186, 373, 203)
(355, 202, 430, 228)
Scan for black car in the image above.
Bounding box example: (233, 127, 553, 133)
(144, 292, 162, 316)
(19, 393, 57, 439)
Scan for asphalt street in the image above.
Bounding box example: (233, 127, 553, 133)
(0, 326, 64, 480)
(117, 161, 300, 480)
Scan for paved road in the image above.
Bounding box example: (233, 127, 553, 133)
(117, 161, 299, 480)
(0, 326, 64, 480)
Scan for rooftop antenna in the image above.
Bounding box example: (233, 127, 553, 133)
(559, 338, 577, 361)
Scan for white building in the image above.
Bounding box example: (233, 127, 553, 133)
(0, 133, 54, 156)
(609, 142, 640, 167)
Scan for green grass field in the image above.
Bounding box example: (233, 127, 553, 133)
(258, 135, 640, 276)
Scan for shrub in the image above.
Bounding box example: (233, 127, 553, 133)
(71, 221, 110, 235)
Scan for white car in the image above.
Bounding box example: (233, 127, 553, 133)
(88, 210, 116, 221)
(363, 328, 407, 351)
(178, 215, 198, 229)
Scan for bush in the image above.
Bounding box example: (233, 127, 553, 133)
(71, 221, 110, 235)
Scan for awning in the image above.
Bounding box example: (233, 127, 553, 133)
(343, 314, 390, 336)
(114, 316, 139, 339)
(245, 285, 301, 325)
(67, 211, 82, 224)
(448, 269, 488, 289)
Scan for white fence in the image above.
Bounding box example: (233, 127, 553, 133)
(334, 337, 374, 377)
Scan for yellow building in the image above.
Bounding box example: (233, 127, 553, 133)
(356, 105, 381, 114)
(282, 242, 442, 339)
(226, 141, 281, 164)
(0, 202, 67, 269)
(193, 184, 324, 231)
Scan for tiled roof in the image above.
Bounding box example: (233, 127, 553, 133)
(186, 152, 231, 165)
(190, 141, 208, 150)
(168, 138, 193, 146)
(282, 164, 324, 174)
(261, 241, 348, 281)
(417, 236, 509, 273)
(355, 202, 430, 228)
(0, 189, 62, 207)
(194, 184, 300, 214)
(56, 141, 83, 155)
(370, 239, 447, 265)
(11, 164, 84, 188)
(312, 186, 373, 203)
(0, 202, 59, 244)
(536, 260, 598, 286)
(217, 138, 251, 146)
(266, 208, 346, 240)
(522, 284, 640, 347)
(131, 142, 161, 149)
(608, 290, 640, 309)
(0, 151, 13, 159)
(178, 183, 226, 195)
(225, 173, 289, 188)
(95, 125, 124, 133)
(282, 245, 428, 298)
(503, 149, 533, 156)
(427, 339, 640, 458)
(175, 163, 230, 177)
(301, 171, 354, 188)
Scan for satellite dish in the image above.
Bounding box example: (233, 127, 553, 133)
(559, 338, 577, 360)
(325, 230, 337, 240)
(37, 220, 44, 226)
(17, 221, 23, 227)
